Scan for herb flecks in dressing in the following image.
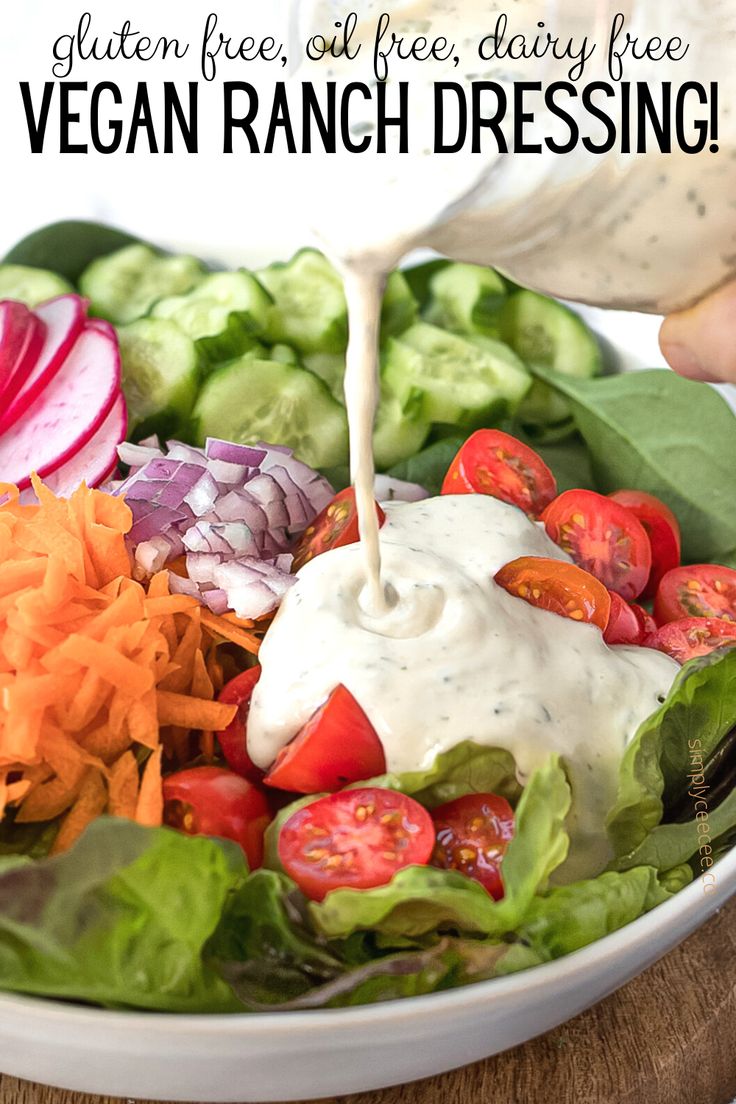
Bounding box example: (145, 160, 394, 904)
(248, 496, 678, 879)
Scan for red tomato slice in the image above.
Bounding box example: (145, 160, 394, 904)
(654, 564, 736, 625)
(441, 429, 557, 518)
(610, 490, 681, 599)
(542, 490, 652, 601)
(163, 766, 271, 869)
(215, 666, 263, 783)
(431, 793, 515, 900)
(603, 591, 643, 645)
(647, 617, 736, 664)
(264, 685, 386, 794)
(494, 556, 611, 631)
(278, 787, 435, 901)
(630, 602, 657, 638)
(292, 488, 386, 572)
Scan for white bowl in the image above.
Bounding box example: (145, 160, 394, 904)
(1, 848, 734, 1102)
(2, 308, 735, 1102)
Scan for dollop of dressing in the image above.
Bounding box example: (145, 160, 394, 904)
(248, 495, 677, 879)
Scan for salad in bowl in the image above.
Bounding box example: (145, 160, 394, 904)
(0, 222, 735, 1021)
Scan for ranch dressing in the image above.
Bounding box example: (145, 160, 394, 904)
(248, 0, 732, 877)
(249, 496, 678, 878)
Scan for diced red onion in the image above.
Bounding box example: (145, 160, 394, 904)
(206, 438, 268, 467)
(374, 474, 429, 503)
(110, 436, 334, 619)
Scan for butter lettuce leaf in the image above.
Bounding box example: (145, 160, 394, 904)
(607, 648, 736, 859)
(516, 866, 673, 961)
(309, 755, 570, 940)
(0, 818, 246, 1012)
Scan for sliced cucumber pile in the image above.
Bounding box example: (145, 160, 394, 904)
(80, 244, 205, 325)
(0, 225, 604, 472)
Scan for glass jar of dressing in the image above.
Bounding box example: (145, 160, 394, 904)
(297, 0, 736, 314)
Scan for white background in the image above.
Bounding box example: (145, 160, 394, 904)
(0, 0, 311, 264)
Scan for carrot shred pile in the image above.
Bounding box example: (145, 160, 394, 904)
(0, 478, 239, 852)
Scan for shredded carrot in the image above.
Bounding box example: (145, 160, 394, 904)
(0, 478, 258, 850)
(199, 609, 263, 654)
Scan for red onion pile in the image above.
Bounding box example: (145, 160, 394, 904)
(110, 437, 334, 619)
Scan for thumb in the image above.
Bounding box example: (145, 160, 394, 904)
(659, 280, 736, 384)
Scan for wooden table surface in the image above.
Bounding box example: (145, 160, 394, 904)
(3, 895, 736, 1104)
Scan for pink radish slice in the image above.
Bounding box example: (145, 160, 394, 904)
(0, 295, 87, 436)
(0, 325, 121, 490)
(28, 392, 128, 500)
(0, 301, 46, 409)
(86, 317, 117, 342)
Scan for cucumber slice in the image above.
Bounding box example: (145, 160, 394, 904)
(270, 343, 300, 365)
(118, 318, 199, 441)
(381, 271, 418, 338)
(0, 265, 73, 307)
(499, 289, 602, 429)
(384, 323, 531, 429)
(194, 357, 348, 469)
(373, 383, 430, 469)
(402, 259, 450, 307)
(153, 271, 272, 369)
(303, 352, 345, 403)
(80, 244, 204, 325)
(423, 263, 506, 335)
(258, 249, 348, 355)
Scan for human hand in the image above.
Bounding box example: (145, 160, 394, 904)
(660, 281, 736, 384)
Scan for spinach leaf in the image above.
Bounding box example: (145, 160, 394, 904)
(387, 436, 465, 494)
(3, 220, 148, 284)
(533, 367, 736, 561)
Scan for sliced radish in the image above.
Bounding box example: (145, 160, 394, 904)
(0, 301, 46, 410)
(86, 317, 117, 342)
(25, 392, 128, 500)
(0, 295, 88, 436)
(0, 325, 121, 489)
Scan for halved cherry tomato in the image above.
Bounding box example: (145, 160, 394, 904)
(264, 685, 386, 794)
(630, 602, 657, 638)
(163, 766, 271, 869)
(494, 556, 611, 631)
(646, 617, 736, 664)
(654, 564, 736, 626)
(215, 666, 263, 783)
(604, 591, 643, 645)
(542, 490, 652, 601)
(292, 488, 386, 572)
(431, 793, 514, 900)
(278, 787, 435, 901)
(610, 490, 681, 599)
(441, 429, 557, 518)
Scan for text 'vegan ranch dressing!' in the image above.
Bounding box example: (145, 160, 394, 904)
(248, 0, 734, 877)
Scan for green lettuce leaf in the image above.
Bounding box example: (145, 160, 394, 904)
(610, 785, 736, 875)
(0, 818, 246, 1012)
(516, 866, 672, 961)
(310, 755, 570, 940)
(607, 648, 736, 858)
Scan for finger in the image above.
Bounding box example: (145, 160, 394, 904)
(659, 280, 736, 384)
